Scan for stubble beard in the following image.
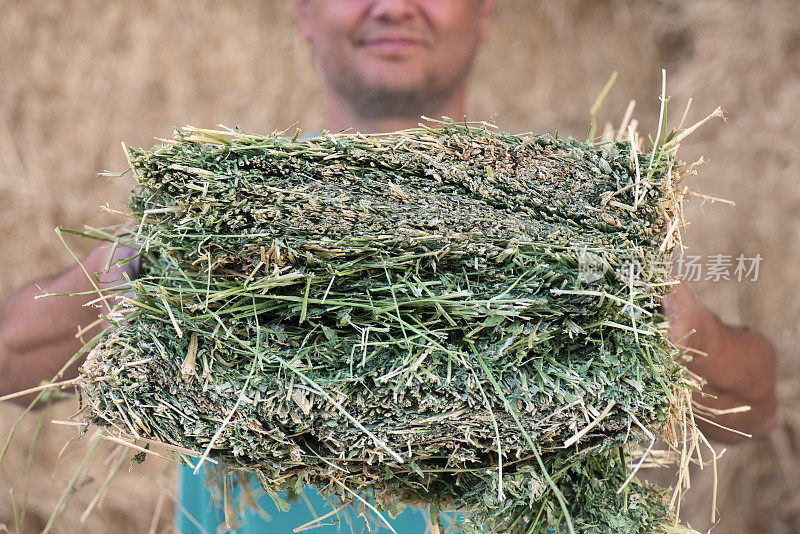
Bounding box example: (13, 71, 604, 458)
(327, 67, 470, 121)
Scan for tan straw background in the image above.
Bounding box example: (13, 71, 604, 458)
(1, 1, 799, 532)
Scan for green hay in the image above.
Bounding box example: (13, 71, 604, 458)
(79, 118, 698, 533)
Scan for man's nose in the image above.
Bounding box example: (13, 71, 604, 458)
(369, 0, 418, 21)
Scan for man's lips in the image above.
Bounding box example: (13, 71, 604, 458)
(359, 35, 429, 55)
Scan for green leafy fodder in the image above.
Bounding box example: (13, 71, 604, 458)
(80, 120, 691, 533)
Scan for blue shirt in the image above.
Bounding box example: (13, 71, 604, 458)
(176, 465, 466, 533)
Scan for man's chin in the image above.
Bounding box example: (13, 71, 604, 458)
(343, 83, 433, 119)
(326, 62, 449, 116)
(359, 68, 430, 95)
(363, 79, 428, 97)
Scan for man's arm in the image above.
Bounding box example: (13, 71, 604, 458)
(662, 279, 778, 443)
(0, 245, 139, 406)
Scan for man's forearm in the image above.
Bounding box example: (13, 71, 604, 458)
(692, 383, 778, 443)
(681, 303, 778, 443)
(663, 278, 778, 443)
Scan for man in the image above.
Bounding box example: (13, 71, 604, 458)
(0, 0, 777, 531)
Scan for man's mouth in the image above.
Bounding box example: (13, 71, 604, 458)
(358, 33, 431, 56)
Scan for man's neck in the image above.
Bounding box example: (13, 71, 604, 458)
(322, 88, 467, 134)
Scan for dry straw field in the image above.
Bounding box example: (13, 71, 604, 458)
(1, 0, 798, 532)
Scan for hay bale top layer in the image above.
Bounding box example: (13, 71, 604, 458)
(129, 123, 673, 261)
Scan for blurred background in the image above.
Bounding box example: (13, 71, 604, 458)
(1, 0, 798, 532)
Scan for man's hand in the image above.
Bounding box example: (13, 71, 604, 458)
(662, 278, 778, 443)
(0, 243, 140, 406)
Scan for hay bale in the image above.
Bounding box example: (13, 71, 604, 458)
(79, 120, 696, 533)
